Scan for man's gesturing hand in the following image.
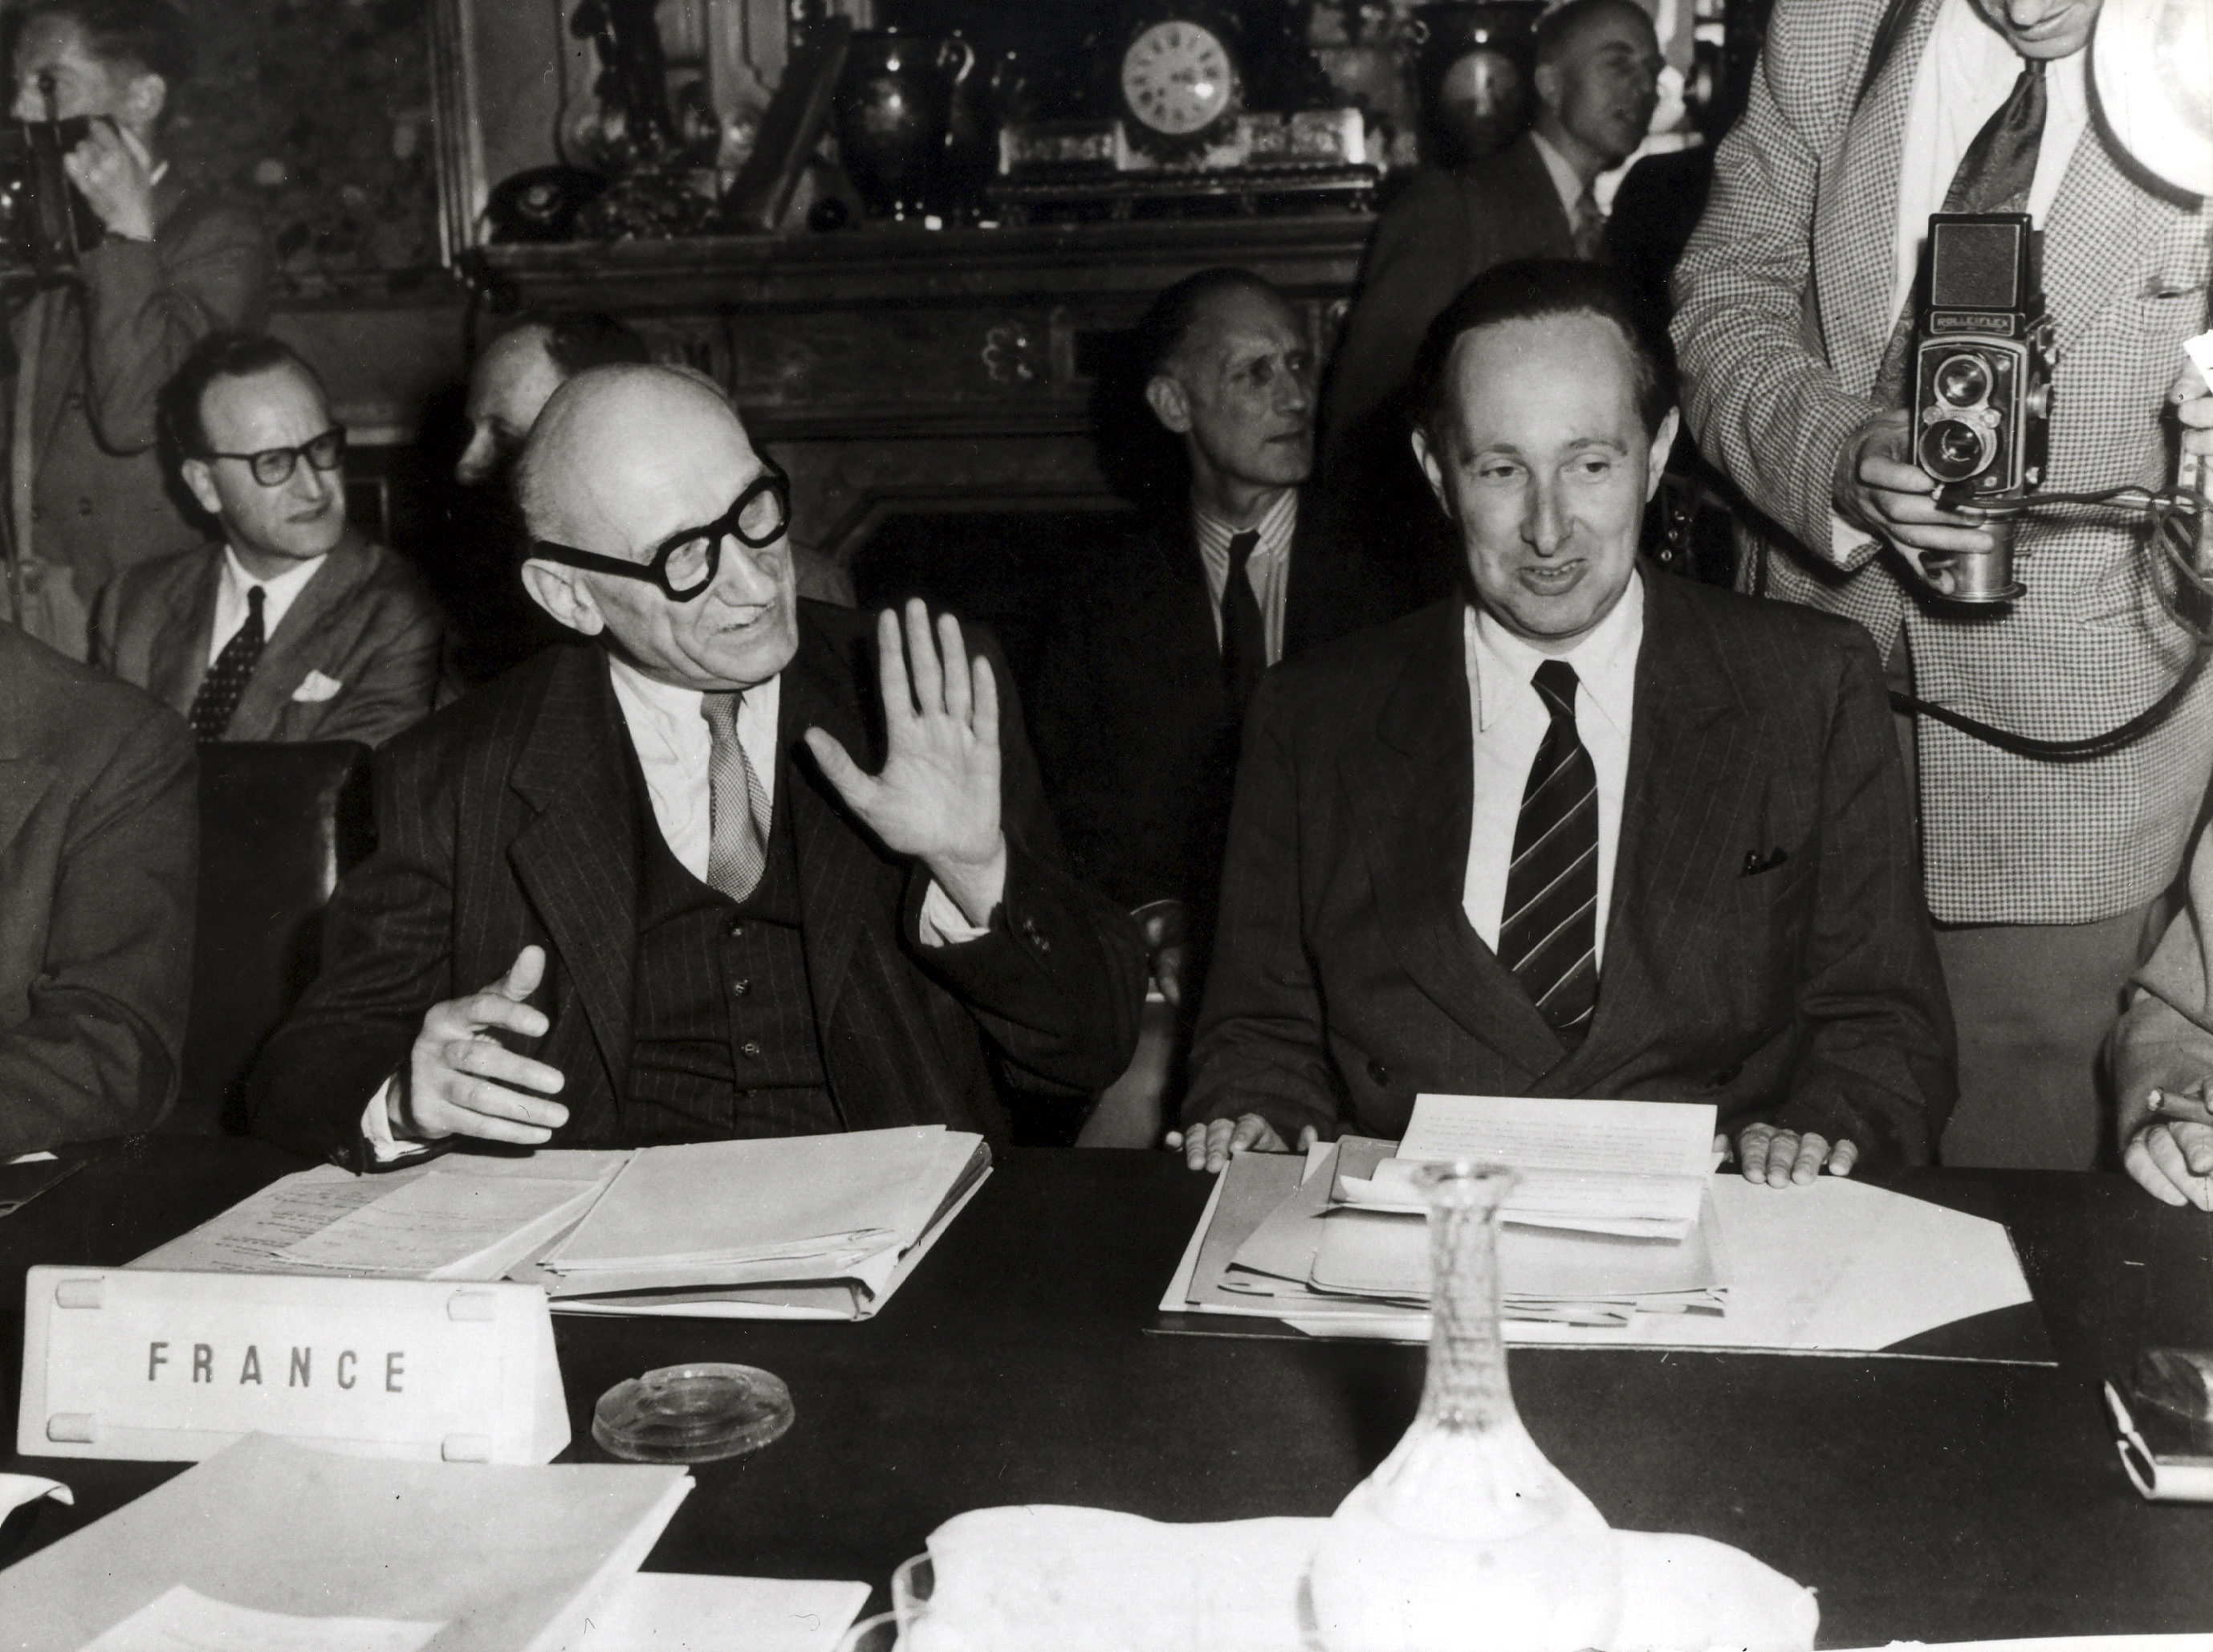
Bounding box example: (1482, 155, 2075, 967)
(1168, 1113, 1320, 1173)
(804, 599, 1007, 927)
(63, 118, 156, 242)
(1735, 1123, 1857, 1187)
(396, 945, 568, 1145)
(1833, 409, 2003, 593)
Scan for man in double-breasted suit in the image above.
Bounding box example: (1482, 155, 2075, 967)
(1181, 262, 1955, 1183)
(248, 364, 1144, 1168)
(1671, 0, 2213, 1170)
(0, 619, 193, 1156)
(92, 333, 442, 747)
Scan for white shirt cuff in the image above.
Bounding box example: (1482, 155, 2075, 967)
(1829, 511, 1881, 571)
(360, 1075, 429, 1164)
(917, 880, 991, 948)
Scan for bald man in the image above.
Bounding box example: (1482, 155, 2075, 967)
(247, 364, 1145, 1166)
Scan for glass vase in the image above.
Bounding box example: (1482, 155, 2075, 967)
(1306, 1162, 1622, 1652)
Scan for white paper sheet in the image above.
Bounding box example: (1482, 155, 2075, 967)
(551, 1575, 870, 1652)
(1397, 1093, 1715, 1177)
(280, 1168, 619, 1279)
(0, 1472, 70, 1517)
(79, 1585, 442, 1652)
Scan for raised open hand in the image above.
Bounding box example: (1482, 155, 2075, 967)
(804, 599, 1008, 926)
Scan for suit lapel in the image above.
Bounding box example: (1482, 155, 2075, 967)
(148, 548, 220, 714)
(1503, 133, 1575, 250)
(228, 534, 373, 738)
(1341, 601, 1565, 1075)
(0, 758, 54, 864)
(1556, 572, 1748, 1084)
(783, 612, 900, 1029)
(1819, 0, 1942, 391)
(506, 649, 640, 1122)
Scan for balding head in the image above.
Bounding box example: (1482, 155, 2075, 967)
(1532, 0, 1662, 182)
(518, 364, 799, 691)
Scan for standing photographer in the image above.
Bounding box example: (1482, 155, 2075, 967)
(2, 0, 267, 657)
(1672, 0, 2213, 1170)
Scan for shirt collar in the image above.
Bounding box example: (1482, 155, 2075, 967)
(1467, 567, 1645, 735)
(1193, 487, 1299, 563)
(605, 653, 781, 737)
(1528, 129, 1589, 218)
(221, 543, 326, 604)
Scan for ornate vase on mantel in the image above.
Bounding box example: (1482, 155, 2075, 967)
(832, 31, 977, 222)
(1305, 1162, 1624, 1652)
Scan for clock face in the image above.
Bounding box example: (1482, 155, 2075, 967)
(1120, 21, 1235, 137)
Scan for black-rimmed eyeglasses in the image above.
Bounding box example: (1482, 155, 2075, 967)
(527, 464, 791, 602)
(197, 427, 347, 488)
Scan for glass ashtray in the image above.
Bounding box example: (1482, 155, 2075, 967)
(591, 1362, 794, 1463)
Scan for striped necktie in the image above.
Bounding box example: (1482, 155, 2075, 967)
(189, 584, 265, 744)
(702, 691, 772, 901)
(1220, 527, 1267, 711)
(1499, 659, 1599, 1045)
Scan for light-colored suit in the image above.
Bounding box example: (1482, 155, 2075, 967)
(0, 620, 195, 1155)
(92, 531, 445, 747)
(1673, 0, 2213, 930)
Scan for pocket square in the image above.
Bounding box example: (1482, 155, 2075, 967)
(1740, 847, 1790, 877)
(291, 669, 344, 703)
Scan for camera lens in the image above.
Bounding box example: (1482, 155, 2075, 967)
(1918, 417, 1990, 483)
(1934, 353, 1992, 408)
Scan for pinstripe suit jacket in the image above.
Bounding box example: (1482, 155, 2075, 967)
(246, 605, 1147, 1164)
(1671, 0, 2213, 926)
(1182, 572, 1955, 1167)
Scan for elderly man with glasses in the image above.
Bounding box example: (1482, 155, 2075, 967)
(246, 362, 1145, 1166)
(91, 332, 444, 747)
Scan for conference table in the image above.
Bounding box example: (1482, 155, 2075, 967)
(0, 1138, 2208, 1647)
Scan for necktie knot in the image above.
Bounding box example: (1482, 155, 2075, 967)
(245, 584, 265, 621)
(1226, 529, 1260, 577)
(701, 690, 742, 739)
(1532, 659, 1580, 722)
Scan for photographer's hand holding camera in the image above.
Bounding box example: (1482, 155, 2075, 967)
(1, 2, 269, 657)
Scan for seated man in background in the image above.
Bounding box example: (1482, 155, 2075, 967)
(92, 333, 443, 747)
(0, 621, 193, 1156)
(1178, 262, 1955, 1184)
(1, 0, 269, 659)
(1032, 267, 1400, 1141)
(247, 363, 1144, 1168)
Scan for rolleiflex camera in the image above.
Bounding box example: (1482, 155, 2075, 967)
(1912, 213, 2055, 599)
(0, 116, 102, 287)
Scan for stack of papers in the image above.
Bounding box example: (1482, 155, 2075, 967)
(134, 1126, 991, 1322)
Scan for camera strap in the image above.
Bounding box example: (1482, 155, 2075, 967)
(1889, 645, 2210, 763)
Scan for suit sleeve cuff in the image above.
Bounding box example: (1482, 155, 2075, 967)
(360, 1074, 435, 1166)
(1828, 511, 1882, 573)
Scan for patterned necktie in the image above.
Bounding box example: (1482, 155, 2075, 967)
(1499, 660, 1600, 1046)
(701, 691, 772, 902)
(189, 584, 265, 744)
(1873, 57, 2048, 405)
(1220, 528, 1267, 711)
(1569, 187, 1607, 262)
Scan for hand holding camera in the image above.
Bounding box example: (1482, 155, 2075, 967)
(60, 115, 153, 241)
(1833, 408, 2007, 599)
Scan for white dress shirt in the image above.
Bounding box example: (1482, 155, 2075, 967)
(1193, 486, 1296, 667)
(1461, 571, 1644, 969)
(364, 653, 986, 1156)
(207, 544, 326, 662)
(1831, 0, 2089, 560)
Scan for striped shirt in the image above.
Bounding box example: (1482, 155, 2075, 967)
(1193, 487, 1297, 667)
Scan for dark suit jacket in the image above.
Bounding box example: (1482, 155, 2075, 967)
(246, 604, 1147, 1165)
(7, 178, 269, 620)
(1031, 493, 1404, 938)
(0, 621, 195, 1156)
(92, 531, 445, 747)
(1183, 572, 1955, 1167)
(1320, 133, 1576, 480)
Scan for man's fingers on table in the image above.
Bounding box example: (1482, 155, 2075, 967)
(1825, 1138, 1860, 1178)
(1203, 1118, 1237, 1173)
(2136, 1125, 2213, 1211)
(1297, 1126, 1320, 1152)
(1790, 1133, 1828, 1186)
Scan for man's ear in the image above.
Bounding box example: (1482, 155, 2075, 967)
(520, 560, 605, 636)
(1144, 372, 1193, 436)
(1643, 407, 1682, 502)
(121, 71, 165, 136)
(180, 457, 221, 518)
(1410, 424, 1454, 517)
(1532, 61, 1562, 120)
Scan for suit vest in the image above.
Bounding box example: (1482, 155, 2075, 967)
(624, 745, 839, 1145)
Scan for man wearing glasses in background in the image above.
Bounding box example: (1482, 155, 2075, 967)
(91, 333, 444, 747)
(246, 363, 1144, 1166)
